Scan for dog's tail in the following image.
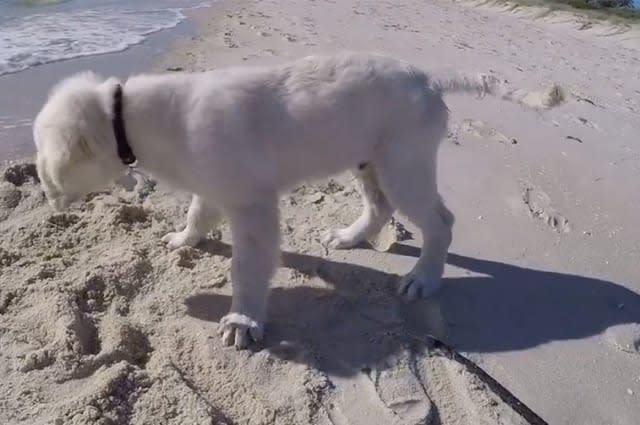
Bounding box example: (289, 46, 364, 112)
(429, 72, 513, 101)
(429, 72, 566, 109)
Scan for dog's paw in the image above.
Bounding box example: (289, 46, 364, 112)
(218, 313, 264, 349)
(397, 271, 441, 301)
(161, 230, 200, 250)
(322, 228, 361, 250)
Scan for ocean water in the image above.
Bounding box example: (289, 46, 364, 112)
(0, 0, 209, 161)
(0, 0, 210, 76)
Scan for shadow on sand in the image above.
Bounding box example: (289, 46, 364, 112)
(184, 240, 640, 377)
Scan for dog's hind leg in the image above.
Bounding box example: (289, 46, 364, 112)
(323, 163, 395, 249)
(375, 136, 453, 301)
(219, 196, 280, 348)
(162, 194, 222, 249)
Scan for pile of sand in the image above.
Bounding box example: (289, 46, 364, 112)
(0, 161, 533, 424)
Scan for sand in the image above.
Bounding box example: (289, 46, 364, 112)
(1, 0, 640, 424)
(0, 163, 531, 425)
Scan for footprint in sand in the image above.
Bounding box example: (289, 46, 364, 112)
(371, 351, 435, 423)
(519, 183, 571, 233)
(567, 114, 601, 132)
(569, 88, 605, 109)
(222, 31, 239, 48)
(461, 119, 517, 145)
(280, 32, 298, 42)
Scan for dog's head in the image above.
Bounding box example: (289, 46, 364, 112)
(33, 72, 127, 211)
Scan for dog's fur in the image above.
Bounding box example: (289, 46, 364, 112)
(34, 52, 507, 348)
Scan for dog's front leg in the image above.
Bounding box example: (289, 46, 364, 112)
(163, 195, 221, 249)
(219, 197, 279, 349)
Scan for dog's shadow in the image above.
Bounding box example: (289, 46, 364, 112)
(185, 240, 640, 376)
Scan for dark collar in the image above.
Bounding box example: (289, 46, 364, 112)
(112, 84, 136, 165)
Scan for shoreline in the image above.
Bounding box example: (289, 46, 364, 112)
(1, 0, 639, 424)
(0, 2, 209, 164)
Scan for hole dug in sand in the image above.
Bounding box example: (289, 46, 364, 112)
(20, 308, 100, 373)
(76, 275, 107, 313)
(0, 246, 21, 268)
(47, 213, 81, 229)
(18, 247, 155, 377)
(368, 217, 413, 252)
(173, 246, 202, 269)
(50, 362, 150, 425)
(20, 301, 152, 386)
(0, 184, 22, 210)
(69, 313, 153, 378)
(0, 289, 17, 314)
(76, 254, 153, 310)
(112, 205, 150, 229)
(3, 162, 39, 187)
(0, 162, 46, 220)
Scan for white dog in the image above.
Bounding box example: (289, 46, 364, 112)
(33, 52, 509, 348)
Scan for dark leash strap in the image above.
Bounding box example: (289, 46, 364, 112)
(112, 83, 137, 165)
(426, 335, 548, 425)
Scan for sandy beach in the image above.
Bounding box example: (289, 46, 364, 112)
(1, 0, 640, 424)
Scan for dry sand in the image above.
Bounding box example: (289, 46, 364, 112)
(1, 0, 640, 424)
(0, 164, 530, 425)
